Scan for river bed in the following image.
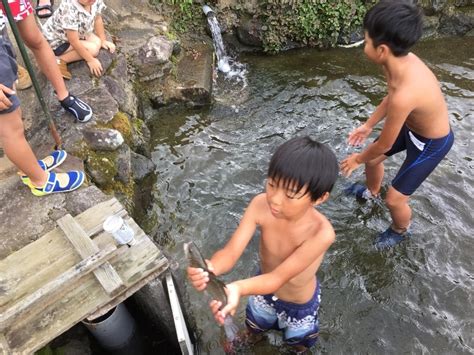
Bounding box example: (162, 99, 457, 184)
(148, 36, 473, 354)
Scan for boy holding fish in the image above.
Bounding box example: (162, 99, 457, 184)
(187, 136, 338, 351)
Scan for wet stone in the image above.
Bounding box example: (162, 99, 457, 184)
(83, 128, 124, 151)
(131, 151, 155, 180)
(116, 144, 132, 184)
(134, 36, 174, 81)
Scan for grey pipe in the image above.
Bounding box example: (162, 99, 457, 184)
(202, 5, 214, 16)
(82, 303, 138, 352)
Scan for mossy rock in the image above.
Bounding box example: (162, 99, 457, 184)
(110, 112, 133, 144)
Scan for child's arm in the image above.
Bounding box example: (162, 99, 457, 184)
(348, 96, 388, 146)
(187, 195, 260, 291)
(213, 227, 335, 324)
(94, 15, 115, 53)
(66, 30, 103, 77)
(341, 93, 413, 177)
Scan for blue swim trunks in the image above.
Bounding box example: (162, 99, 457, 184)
(381, 124, 454, 196)
(245, 282, 321, 348)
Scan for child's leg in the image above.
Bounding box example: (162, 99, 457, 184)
(59, 34, 102, 63)
(365, 155, 387, 196)
(15, 14, 69, 100)
(385, 187, 411, 232)
(0, 108, 47, 187)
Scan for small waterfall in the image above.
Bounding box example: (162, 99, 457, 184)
(203, 5, 231, 73)
(202, 5, 246, 85)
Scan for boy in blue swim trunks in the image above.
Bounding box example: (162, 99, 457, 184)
(188, 136, 338, 351)
(340, 0, 454, 249)
(1, 13, 85, 196)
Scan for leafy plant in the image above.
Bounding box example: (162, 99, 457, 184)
(258, 0, 371, 53)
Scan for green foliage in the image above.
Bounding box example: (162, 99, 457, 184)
(258, 0, 370, 53)
(150, 0, 204, 33)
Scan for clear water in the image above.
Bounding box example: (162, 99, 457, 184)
(148, 36, 474, 354)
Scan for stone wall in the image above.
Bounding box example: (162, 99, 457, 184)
(207, 0, 473, 52)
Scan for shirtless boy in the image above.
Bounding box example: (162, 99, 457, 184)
(188, 136, 338, 351)
(340, 0, 454, 249)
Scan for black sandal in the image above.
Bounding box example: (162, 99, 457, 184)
(35, 0, 54, 19)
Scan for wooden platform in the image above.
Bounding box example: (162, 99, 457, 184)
(0, 198, 169, 354)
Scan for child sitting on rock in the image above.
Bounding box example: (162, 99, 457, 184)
(42, 0, 115, 79)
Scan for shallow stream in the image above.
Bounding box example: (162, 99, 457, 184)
(148, 36, 473, 354)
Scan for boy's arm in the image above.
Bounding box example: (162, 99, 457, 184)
(66, 30, 96, 63)
(341, 93, 413, 176)
(357, 93, 412, 163)
(365, 95, 389, 128)
(94, 15, 116, 52)
(94, 15, 106, 43)
(348, 96, 388, 146)
(187, 195, 260, 291)
(210, 195, 261, 275)
(236, 228, 334, 296)
(213, 227, 335, 324)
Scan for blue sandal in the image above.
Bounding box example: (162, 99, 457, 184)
(20, 150, 67, 185)
(344, 182, 371, 200)
(30, 171, 85, 196)
(374, 227, 409, 250)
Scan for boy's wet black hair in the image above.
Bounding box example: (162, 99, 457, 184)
(364, 0, 423, 57)
(268, 136, 338, 201)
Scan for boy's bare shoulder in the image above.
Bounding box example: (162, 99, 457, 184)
(307, 209, 336, 245)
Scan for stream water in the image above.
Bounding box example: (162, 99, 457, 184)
(148, 36, 473, 354)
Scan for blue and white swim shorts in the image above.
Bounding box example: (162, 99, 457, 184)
(245, 282, 321, 348)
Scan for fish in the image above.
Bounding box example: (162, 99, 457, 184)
(184, 241, 239, 344)
(184, 241, 228, 305)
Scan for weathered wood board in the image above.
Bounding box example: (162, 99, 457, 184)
(0, 198, 168, 354)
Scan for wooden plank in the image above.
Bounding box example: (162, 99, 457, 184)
(0, 228, 79, 310)
(0, 243, 118, 331)
(1, 198, 169, 354)
(86, 256, 169, 320)
(57, 214, 125, 296)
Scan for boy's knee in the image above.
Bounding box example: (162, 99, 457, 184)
(0, 113, 24, 138)
(88, 41, 101, 57)
(23, 34, 47, 51)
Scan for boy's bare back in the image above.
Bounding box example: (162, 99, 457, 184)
(251, 193, 334, 304)
(387, 53, 450, 139)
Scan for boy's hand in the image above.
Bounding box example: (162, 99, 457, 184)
(186, 259, 214, 291)
(340, 153, 362, 177)
(101, 40, 116, 54)
(210, 282, 241, 325)
(348, 123, 372, 146)
(0, 84, 15, 111)
(87, 58, 103, 77)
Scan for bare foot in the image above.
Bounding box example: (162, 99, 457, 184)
(36, 0, 53, 18)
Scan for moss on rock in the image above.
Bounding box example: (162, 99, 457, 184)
(110, 112, 133, 144)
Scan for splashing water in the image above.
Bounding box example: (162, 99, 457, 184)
(204, 6, 247, 82)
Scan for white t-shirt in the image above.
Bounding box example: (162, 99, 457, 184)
(42, 0, 106, 49)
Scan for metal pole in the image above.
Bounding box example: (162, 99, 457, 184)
(1, 0, 62, 149)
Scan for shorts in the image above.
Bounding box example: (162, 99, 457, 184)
(53, 42, 70, 56)
(0, 35, 20, 114)
(381, 124, 454, 195)
(0, 0, 33, 22)
(245, 282, 321, 348)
